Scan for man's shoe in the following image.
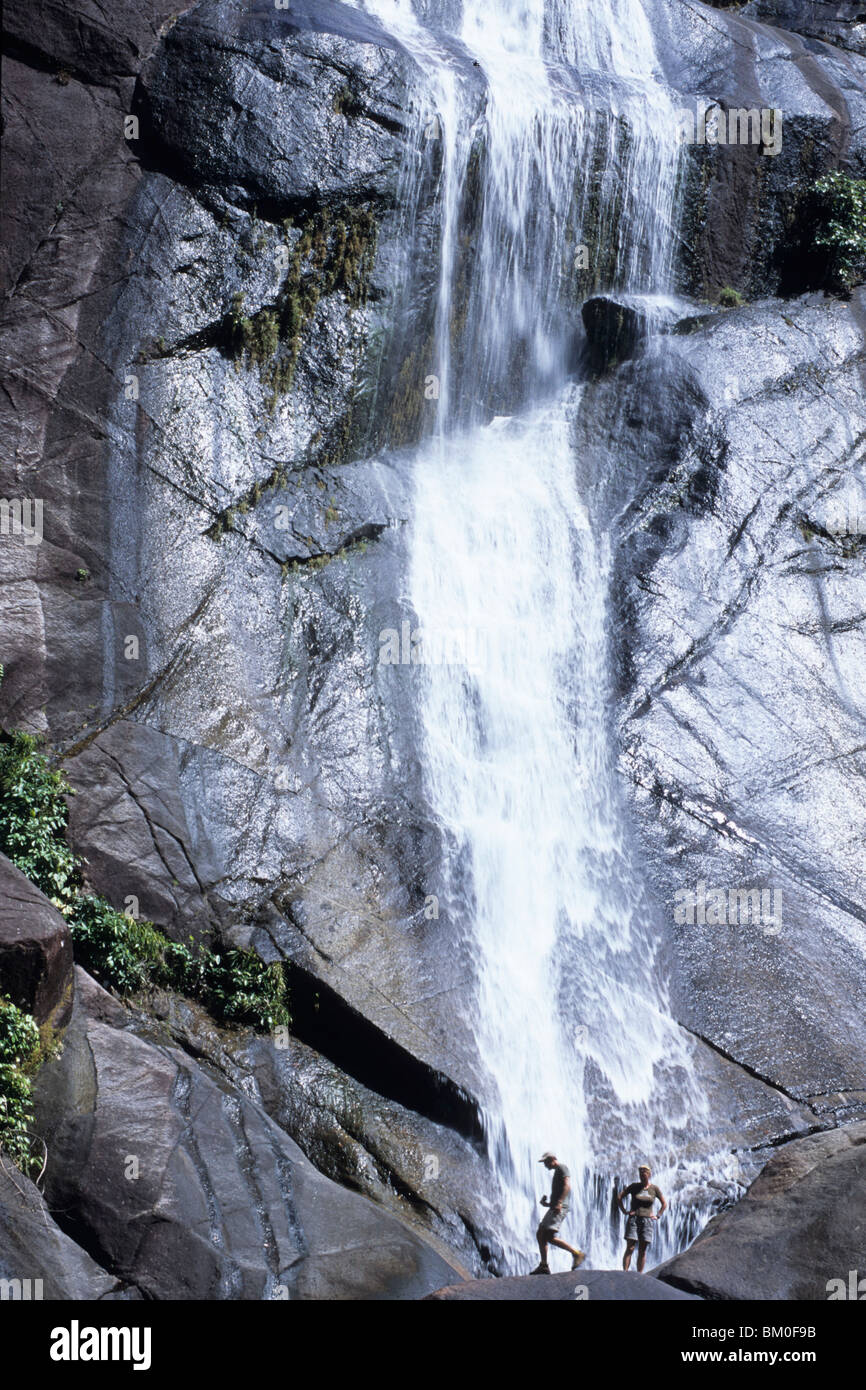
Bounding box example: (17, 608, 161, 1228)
(571, 1251, 586, 1270)
(530, 1262, 550, 1275)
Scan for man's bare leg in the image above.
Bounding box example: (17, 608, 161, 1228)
(636, 1240, 649, 1273)
(548, 1235, 583, 1261)
(536, 1233, 550, 1266)
(623, 1239, 636, 1271)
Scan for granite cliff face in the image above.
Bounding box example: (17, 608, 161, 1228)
(1, 0, 865, 1297)
(605, 291, 866, 1121)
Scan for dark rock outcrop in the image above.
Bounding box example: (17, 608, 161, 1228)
(0, 1159, 130, 1301)
(655, 1122, 866, 1299)
(426, 1269, 701, 1300)
(33, 969, 467, 1300)
(654, 0, 866, 298)
(742, 2, 866, 57)
(141, 988, 500, 1272)
(134, 0, 416, 214)
(0, 853, 73, 1028)
(582, 297, 648, 374)
(581, 294, 685, 373)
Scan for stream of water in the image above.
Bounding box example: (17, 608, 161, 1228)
(361, 0, 731, 1270)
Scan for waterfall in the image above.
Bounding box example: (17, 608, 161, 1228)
(362, 0, 729, 1270)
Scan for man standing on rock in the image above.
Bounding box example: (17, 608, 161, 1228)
(531, 1151, 586, 1274)
(618, 1163, 667, 1272)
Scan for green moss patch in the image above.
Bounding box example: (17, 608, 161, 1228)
(226, 205, 378, 411)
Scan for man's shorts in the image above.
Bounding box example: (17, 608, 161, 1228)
(538, 1206, 568, 1238)
(625, 1214, 654, 1246)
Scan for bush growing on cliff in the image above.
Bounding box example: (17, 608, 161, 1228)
(69, 897, 290, 1031)
(811, 172, 866, 293)
(0, 731, 80, 910)
(783, 171, 866, 296)
(0, 733, 289, 1032)
(717, 286, 744, 308)
(0, 996, 42, 1174)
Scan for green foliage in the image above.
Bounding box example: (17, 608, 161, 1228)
(717, 286, 743, 308)
(0, 997, 41, 1174)
(66, 897, 164, 995)
(68, 897, 290, 1031)
(0, 996, 40, 1066)
(810, 171, 866, 293)
(196, 949, 290, 1031)
(0, 734, 290, 1033)
(0, 732, 79, 909)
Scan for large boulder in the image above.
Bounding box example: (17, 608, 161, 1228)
(133, 0, 417, 213)
(655, 1122, 866, 1299)
(0, 1160, 128, 1300)
(33, 969, 467, 1300)
(582, 297, 649, 375)
(426, 1269, 701, 1301)
(0, 853, 73, 1028)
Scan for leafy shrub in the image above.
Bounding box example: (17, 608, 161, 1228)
(0, 732, 79, 909)
(68, 897, 290, 1030)
(0, 995, 40, 1066)
(0, 996, 41, 1173)
(811, 171, 866, 293)
(195, 948, 289, 1031)
(781, 170, 866, 297)
(66, 896, 164, 996)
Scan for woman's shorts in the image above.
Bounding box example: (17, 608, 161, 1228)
(625, 1214, 654, 1246)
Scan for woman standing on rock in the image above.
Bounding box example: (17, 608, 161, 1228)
(618, 1164, 667, 1272)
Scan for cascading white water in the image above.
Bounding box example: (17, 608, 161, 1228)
(361, 0, 734, 1269)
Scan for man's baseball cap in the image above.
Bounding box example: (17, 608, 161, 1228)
(638, 1162, 652, 1172)
(538, 1151, 556, 1161)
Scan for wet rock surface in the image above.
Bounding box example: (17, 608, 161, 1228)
(135, 0, 418, 213)
(143, 988, 499, 1272)
(582, 297, 651, 374)
(64, 721, 218, 938)
(655, 1121, 866, 1299)
(32, 969, 467, 1299)
(589, 290, 866, 1115)
(654, 0, 866, 298)
(742, 2, 866, 57)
